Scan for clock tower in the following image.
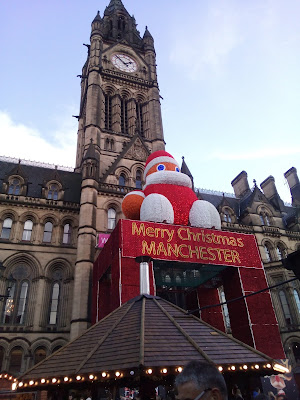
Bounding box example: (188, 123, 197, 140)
(71, 0, 165, 338)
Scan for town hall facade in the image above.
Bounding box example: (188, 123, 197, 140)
(0, 0, 300, 377)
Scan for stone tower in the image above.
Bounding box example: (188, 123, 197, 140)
(71, 0, 165, 338)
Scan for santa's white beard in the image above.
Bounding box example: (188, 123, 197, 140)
(143, 171, 192, 189)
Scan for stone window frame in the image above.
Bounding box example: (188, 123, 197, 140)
(262, 239, 275, 263)
(258, 206, 273, 226)
(43, 180, 64, 202)
(275, 241, 288, 261)
(222, 207, 235, 224)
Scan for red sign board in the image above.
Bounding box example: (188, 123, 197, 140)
(121, 220, 262, 269)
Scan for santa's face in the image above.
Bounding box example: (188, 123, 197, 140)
(144, 161, 192, 189)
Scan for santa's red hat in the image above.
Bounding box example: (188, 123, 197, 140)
(144, 150, 180, 176)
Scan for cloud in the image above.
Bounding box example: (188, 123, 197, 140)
(209, 146, 300, 161)
(0, 110, 77, 168)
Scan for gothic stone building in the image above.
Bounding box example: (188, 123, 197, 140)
(0, 0, 300, 377)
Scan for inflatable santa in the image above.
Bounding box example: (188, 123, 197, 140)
(122, 150, 221, 229)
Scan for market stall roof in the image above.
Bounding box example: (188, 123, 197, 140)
(20, 295, 278, 385)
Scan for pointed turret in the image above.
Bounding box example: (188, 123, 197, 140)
(104, 0, 127, 15)
(143, 26, 155, 51)
(181, 156, 194, 190)
(82, 140, 99, 180)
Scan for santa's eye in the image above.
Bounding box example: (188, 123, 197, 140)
(175, 167, 180, 172)
(157, 164, 165, 171)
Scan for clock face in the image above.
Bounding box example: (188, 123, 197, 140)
(111, 54, 137, 73)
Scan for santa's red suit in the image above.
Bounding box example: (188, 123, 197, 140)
(122, 151, 221, 229)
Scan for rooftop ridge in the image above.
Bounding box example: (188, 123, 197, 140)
(196, 187, 236, 198)
(0, 155, 75, 173)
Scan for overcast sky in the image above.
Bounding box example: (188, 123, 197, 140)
(1, 0, 300, 202)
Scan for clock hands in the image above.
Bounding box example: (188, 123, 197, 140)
(116, 55, 134, 67)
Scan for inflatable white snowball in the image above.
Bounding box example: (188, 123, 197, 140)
(189, 200, 221, 230)
(140, 193, 174, 224)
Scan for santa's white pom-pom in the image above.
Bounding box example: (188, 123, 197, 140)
(189, 200, 221, 229)
(140, 193, 174, 224)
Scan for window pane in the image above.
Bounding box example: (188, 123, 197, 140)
(63, 223, 71, 244)
(1, 218, 12, 239)
(43, 222, 53, 243)
(264, 245, 271, 262)
(8, 179, 20, 195)
(16, 282, 29, 324)
(22, 220, 33, 241)
(294, 289, 300, 313)
(0, 347, 4, 370)
(108, 208, 116, 230)
(136, 170, 142, 189)
(220, 290, 231, 330)
(3, 282, 16, 324)
(48, 184, 58, 200)
(34, 347, 47, 365)
(279, 290, 292, 325)
(119, 174, 125, 186)
(49, 283, 60, 325)
(9, 347, 23, 375)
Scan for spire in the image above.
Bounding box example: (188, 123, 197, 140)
(83, 139, 99, 161)
(143, 26, 153, 40)
(92, 10, 101, 23)
(104, 0, 128, 16)
(181, 156, 194, 190)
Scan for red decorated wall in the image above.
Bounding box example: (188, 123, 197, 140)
(92, 220, 285, 359)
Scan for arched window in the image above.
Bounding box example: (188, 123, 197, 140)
(136, 102, 144, 136)
(224, 210, 232, 223)
(294, 289, 300, 313)
(9, 347, 23, 375)
(260, 209, 271, 226)
(43, 222, 53, 243)
(105, 138, 110, 150)
(136, 170, 142, 189)
(22, 220, 33, 241)
(105, 94, 112, 130)
(276, 244, 287, 260)
(279, 290, 292, 325)
(49, 283, 60, 325)
(34, 347, 47, 365)
(292, 342, 300, 363)
(219, 289, 231, 331)
(0, 346, 4, 371)
(8, 178, 21, 195)
(63, 223, 72, 244)
(108, 208, 116, 230)
(175, 275, 182, 285)
(1, 218, 12, 239)
(3, 281, 16, 324)
(121, 98, 128, 134)
(52, 346, 62, 354)
(16, 281, 29, 324)
(164, 274, 171, 284)
(264, 243, 272, 262)
(119, 173, 126, 187)
(48, 184, 59, 200)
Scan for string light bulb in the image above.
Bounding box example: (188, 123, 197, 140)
(41, 379, 46, 384)
(76, 375, 81, 381)
(18, 382, 23, 387)
(231, 366, 236, 371)
(255, 365, 259, 370)
(177, 367, 183, 373)
(102, 372, 107, 378)
(218, 367, 223, 372)
(52, 378, 57, 383)
(64, 377, 69, 382)
(243, 365, 248, 370)
(146, 369, 153, 375)
(267, 364, 271, 368)
(115, 371, 121, 377)
(89, 375, 94, 380)
(29, 381, 34, 386)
